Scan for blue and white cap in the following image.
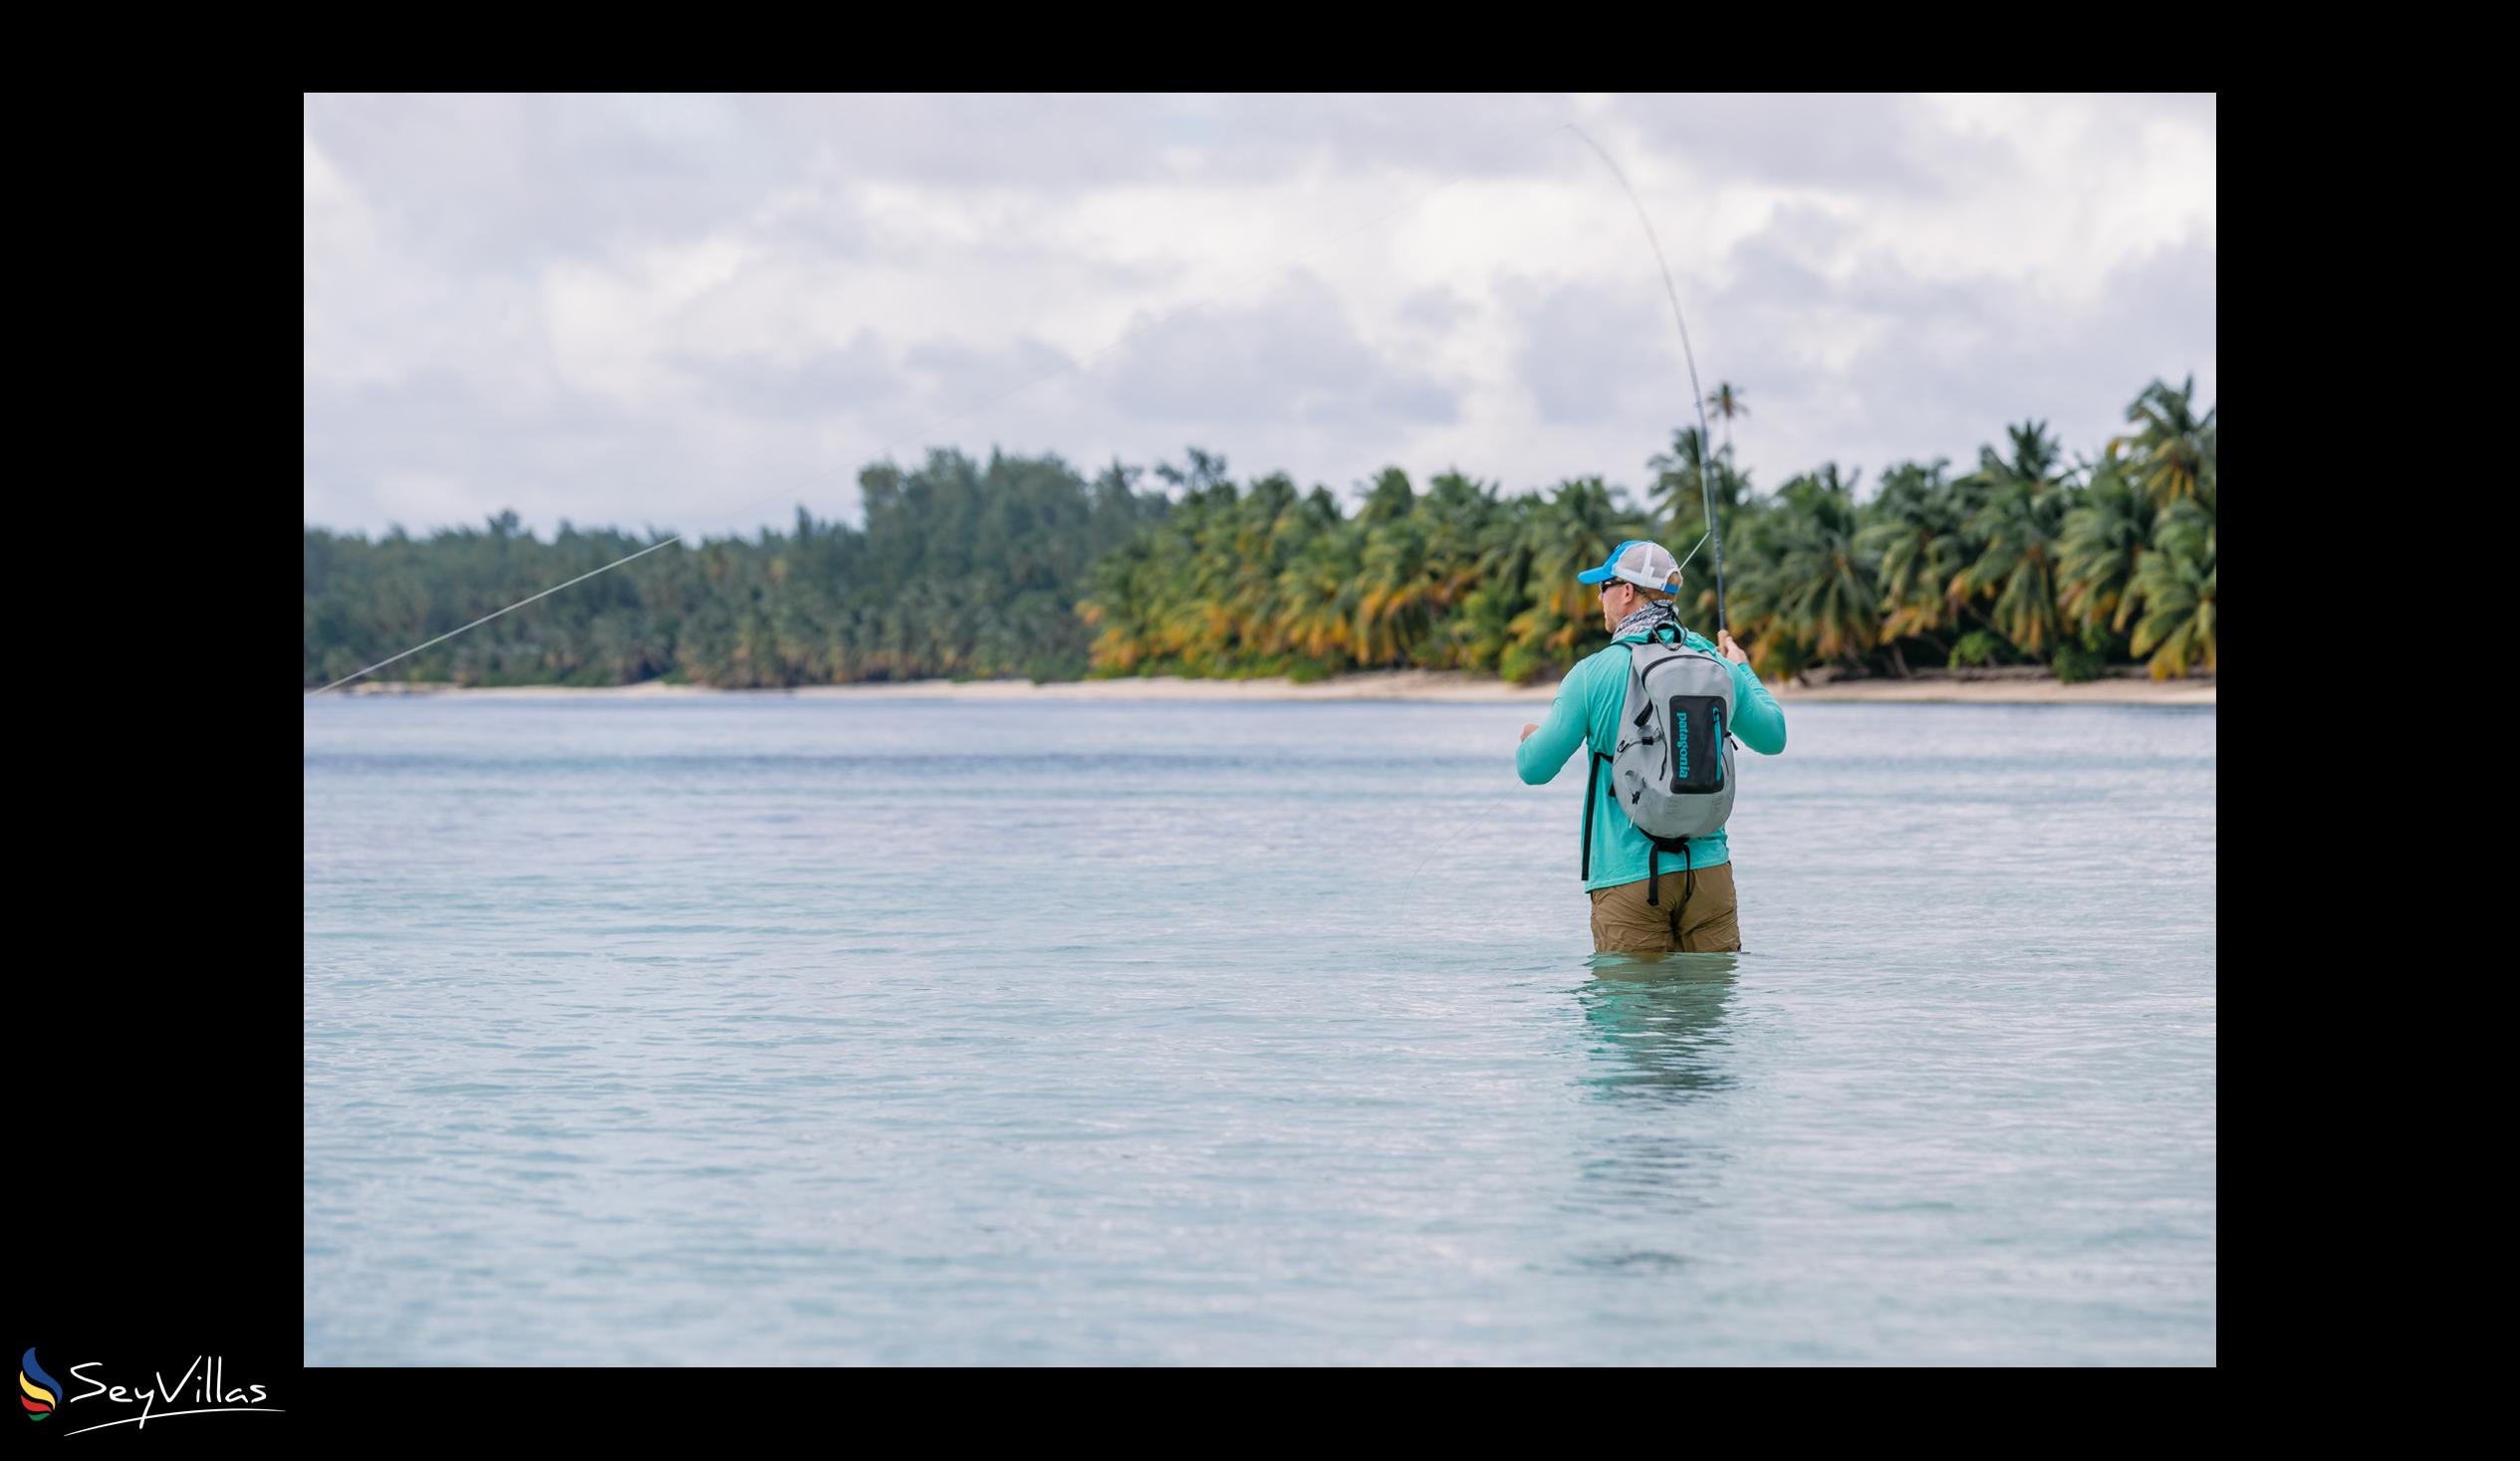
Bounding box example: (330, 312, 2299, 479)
(1576, 539, 1683, 592)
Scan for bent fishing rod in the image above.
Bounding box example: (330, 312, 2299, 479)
(1565, 124, 1728, 637)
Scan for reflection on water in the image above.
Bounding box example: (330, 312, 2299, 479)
(1580, 952, 1741, 1100)
(1558, 954, 1742, 1273)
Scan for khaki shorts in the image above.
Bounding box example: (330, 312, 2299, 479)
(1588, 860, 1741, 954)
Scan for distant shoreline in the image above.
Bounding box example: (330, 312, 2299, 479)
(329, 667, 2214, 707)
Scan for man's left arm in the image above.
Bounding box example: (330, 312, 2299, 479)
(1693, 628, 1786, 754)
(1727, 660, 1787, 754)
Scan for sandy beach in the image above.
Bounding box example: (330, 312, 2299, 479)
(1768, 668, 2216, 706)
(335, 667, 2213, 707)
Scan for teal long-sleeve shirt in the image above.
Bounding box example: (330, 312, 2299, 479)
(1514, 624, 1788, 890)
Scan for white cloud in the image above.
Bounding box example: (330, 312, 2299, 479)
(304, 93, 2216, 540)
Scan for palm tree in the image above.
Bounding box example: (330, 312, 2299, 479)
(1358, 465, 1415, 527)
(2127, 495, 2216, 678)
(1078, 536, 1160, 673)
(1412, 471, 1500, 669)
(2112, 375, 2216, 509)
(1460, 492, 1542, 674)
(1950, 422, 2073, 658)
(1855, 459, 1962, 674)
(1259, 487, 1352, 668)
(1705, 381, 1748, 466)
(1646, 425, 1752, 625)
(1220, 474, 1301, 662)
(1501, 477, 1638, 681)
(1718, 493, 1803, 680)
(1357, 513, 1436, 667)
(1275, 538, 1363, 663)
(1737, 465, 1878, 672)
(1646, 426, 1717, 548)
(2055, 449, 2154, 639)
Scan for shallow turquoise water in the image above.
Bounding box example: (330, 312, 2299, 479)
(303, 696, 2215, 1364)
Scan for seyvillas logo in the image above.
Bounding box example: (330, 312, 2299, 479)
(18, 1349, 283, 1435)
(21, 1348, 60, 1421)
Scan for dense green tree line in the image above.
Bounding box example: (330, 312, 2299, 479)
(304, 377, 2213, 689)
(1080, 376, 2214, 684)
(305, 451, 1168, 688)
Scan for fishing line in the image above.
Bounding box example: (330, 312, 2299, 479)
(308, 120, 1579, 697)
(308, 538, 684, 693)
(1564, 124, 1728, 636)
(1671, 529, 1710, 574)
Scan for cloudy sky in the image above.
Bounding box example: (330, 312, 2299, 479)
(304, 93, 2216, 541)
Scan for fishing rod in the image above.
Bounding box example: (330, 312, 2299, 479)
(1564, 125, 1727, 637)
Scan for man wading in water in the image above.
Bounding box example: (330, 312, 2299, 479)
(1516, 540, 1788, 953)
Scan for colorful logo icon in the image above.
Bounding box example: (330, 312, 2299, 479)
(20, 1348, 60, 1422)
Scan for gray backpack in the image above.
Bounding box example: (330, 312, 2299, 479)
(1582, 628, 1738, 906)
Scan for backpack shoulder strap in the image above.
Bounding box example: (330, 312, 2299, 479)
(1581, 748, 1611, 881)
